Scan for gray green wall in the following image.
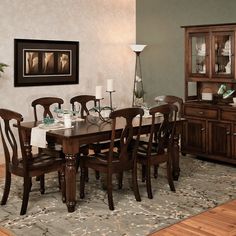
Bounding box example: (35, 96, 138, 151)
(137, 0, 236, 105)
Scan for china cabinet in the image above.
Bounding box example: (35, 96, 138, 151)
(181, 23, 236, 165)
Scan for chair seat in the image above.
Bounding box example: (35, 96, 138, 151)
(10, 154, 65, 177)
(137, 151, 168, 165)
(28, 154, 64, 170)
(89, 139, 120, 153)
(82, 152, 121, 173)
(137, 140, 158, 154)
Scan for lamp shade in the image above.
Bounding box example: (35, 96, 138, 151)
(130, 44, 147, 52)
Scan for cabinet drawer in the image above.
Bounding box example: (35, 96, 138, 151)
(221, 110, 236, 121)
(184, 106, 218, 119)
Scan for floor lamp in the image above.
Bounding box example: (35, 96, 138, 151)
(130, 44, 147, 107)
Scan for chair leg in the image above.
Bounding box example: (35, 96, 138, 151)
(20, 176, 31, 215)
(167, 159, 175, 192)
(132, 163, 141, 202)
(1, 169, 11, 205)
(94, 147, 101, 180)
(141, 165, 146, 182)
(146, 164, 153, 199)
(117, 172, 123, 189)
(58, 171, 61, 189)
(80, 164, 85, 199)
(154, 165, 159, 178)
(39, 174, 45, 194)
(76, 154, 80, 173)
(107, 172, 114, 210)
(85, 168, 89, 182)
(95, 170, 100, 180)
(59, 169, 66, 203)
(36, 176, 41, 181)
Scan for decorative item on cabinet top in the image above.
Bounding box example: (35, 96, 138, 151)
(201, 87, 213, 101)
(217, 84, 235, 99)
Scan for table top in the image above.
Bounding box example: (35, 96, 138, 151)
(20, 116, 183, 144)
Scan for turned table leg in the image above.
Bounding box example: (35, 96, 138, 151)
(65, 153, 77, 212)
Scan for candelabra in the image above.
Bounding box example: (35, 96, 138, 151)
(88, 85, 115, 123)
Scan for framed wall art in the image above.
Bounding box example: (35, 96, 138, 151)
(14, 39, 79, 87)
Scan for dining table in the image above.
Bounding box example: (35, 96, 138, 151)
(18, 115, 183, 213)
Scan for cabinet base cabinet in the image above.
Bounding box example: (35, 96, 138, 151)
(182, 103, 236, 165)
(233, 125, 236, 159)
(182, 119, 206, 154)
(208, 121, 231, 157)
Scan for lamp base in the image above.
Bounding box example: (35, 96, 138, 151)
(132, 96, 144, 107)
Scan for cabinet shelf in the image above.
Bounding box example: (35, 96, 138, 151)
(187, 77, 235, 83)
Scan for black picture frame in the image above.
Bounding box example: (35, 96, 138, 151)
(14, 39, 79, 87)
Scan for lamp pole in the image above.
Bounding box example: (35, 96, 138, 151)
(130, 44, 147, 107)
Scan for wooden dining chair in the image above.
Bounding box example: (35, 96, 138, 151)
(32, 97, 64, 122)
(154, 95, 183, 178)
(70, 95, 113, 180)
(70, 95, 97, 119)
(70, 95, 98, 178)
(136, 104, 178, 199)
(31, 97, 64, 186)
(31, 96, 64, 154)
(80, 107, 144, 210)
(0, 108, 65, 215)
(154, 95, 183, 119)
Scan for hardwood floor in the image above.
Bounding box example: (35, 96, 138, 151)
(149, 199, 236, 236)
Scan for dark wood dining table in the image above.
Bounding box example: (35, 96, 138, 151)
(19, 116, 183, 213)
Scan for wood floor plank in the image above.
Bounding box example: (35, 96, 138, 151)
(205, 210, 236, 226)
(175, 222, 215, 236)
(150, 199, 236, 236)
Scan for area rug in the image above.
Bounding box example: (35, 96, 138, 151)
(0, 155, 235, 236)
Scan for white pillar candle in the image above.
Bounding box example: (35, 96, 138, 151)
(107, 79, 114, 92)
(95, 86, 103, 99)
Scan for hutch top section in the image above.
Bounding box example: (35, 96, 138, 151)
(182, 23, 236, 102)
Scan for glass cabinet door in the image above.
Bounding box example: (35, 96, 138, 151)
(189, 33, 209, 75)
(212, 32, 234, 77)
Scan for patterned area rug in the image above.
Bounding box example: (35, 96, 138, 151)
(0, 155, 235, 236)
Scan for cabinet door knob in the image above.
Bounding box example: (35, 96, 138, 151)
(233, 133, 236, 136)
(198, 111, 204, 115)
(201, 128, 205, 131)
(226, 131, 230, 135)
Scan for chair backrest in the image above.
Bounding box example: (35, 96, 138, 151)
(154, 95, 183, 119)
(108, 107, 144, 168)
(70, 95, 96, 119)
(31, 97, 64, 121)
(0, 109, 24, 169)
(147, 104, 178, 156)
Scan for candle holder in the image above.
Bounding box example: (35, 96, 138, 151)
(88, 98, 111, 123)
(106, 90, 115, 110)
